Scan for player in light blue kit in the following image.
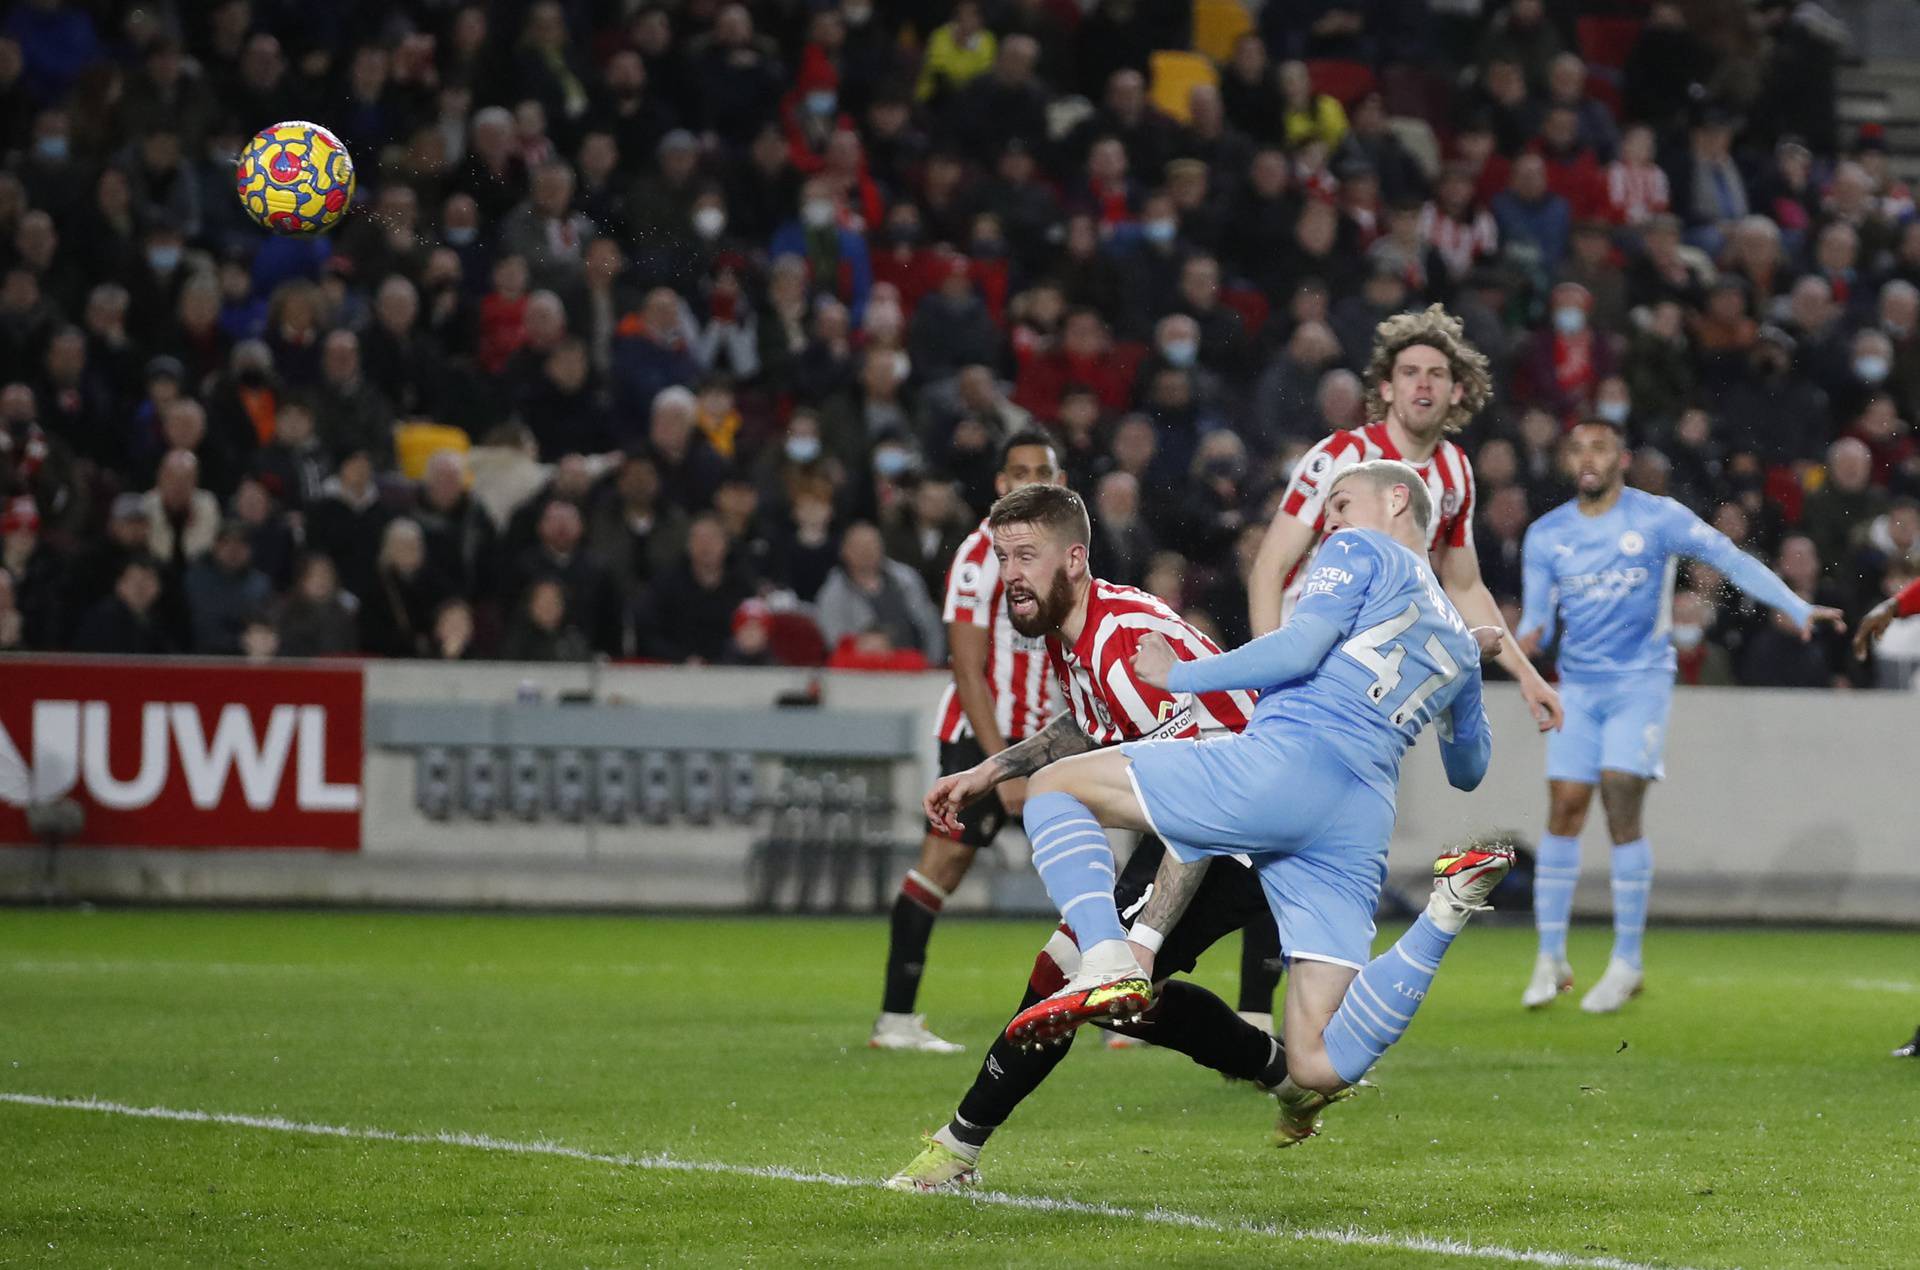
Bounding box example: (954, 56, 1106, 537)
(1517, 420, 1844, 1013)
(1003, 460, 1516, 1145)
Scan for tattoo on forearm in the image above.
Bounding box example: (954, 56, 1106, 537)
(1135, 853, 1211, 934)
(986, 712, 1096, 781)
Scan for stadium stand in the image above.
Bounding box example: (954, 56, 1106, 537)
(0, 0, 1907, 689)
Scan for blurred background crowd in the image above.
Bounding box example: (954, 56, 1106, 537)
(1, 0, 1914, 687)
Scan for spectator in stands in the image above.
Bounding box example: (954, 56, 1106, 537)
(1478, 484, 1530, 605)
(635, 512, 753, 663)
(612, 287, 699, 429)
(0, 567, 22, 653)
(1803, 438, 1890, 570)
(500, 576, 591, 662)
(883, 476, 968, 603)
(1743, 535, 1851, 687)
(908, 253, 998, 382)
(1671, 589, 1737, 686)
(815, 520, 943, 664)
(512, 498, 622, 657)
(766, 477, 839, 603)
(75, 556, 171, 655)
(915, 2, 995, 105)
(359, 518, 450, 659)
(1493, 153, 1571, 273)
(1278, 61, 1346, 152)
(184, 520, 271, 655)
(144, 448, 220, 567)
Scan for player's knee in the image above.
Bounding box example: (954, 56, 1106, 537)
(1546, 783, 1593, 836)
(1285, 1045, 1346, 1096)
(918, 839, 973, 892)
(1598, 775, 1646, 843)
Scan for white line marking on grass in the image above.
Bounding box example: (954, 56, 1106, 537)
(0, 1092, 1700, 1270)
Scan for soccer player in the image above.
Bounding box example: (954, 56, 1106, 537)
(1517, 419, 1844, 1013)
(886, 483, 1287, 1190)
(1248, 305, 1564, 735)
(871, 431, 1065, 1053)
(1849, 576, 1919, 1058)
(1001, 461, 1514, 1145)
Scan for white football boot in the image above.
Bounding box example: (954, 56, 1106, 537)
(869, 1012, 965, 1053)
(1578, 958, 1644, 1013)
(1522, 953, 1575, 1009)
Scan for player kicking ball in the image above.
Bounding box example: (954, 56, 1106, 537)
(1002, 460, 1512, 1144)
(1516, 419, 1844, 1013)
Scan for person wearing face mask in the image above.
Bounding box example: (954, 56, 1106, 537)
(1832, 326, 1899, 422)
(1114, 191, 1188, 336)
(1516, 281, 1616, 424)
(770, 177, 872, 324)
(1668, 589, 1734, 686)
(780, 61, 848, 175)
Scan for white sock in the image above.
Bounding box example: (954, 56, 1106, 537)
(1079, 938, 1141, 979)
(932, 1123, 981, 1162)
(1426, 886, 1473, 935)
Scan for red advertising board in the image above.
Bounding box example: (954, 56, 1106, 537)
(0, 659, 364, 850)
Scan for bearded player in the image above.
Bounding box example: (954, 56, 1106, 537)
(871, 430, 1065, 1053)
(886, 484, 1297, 1190)
(1249, 305, 1563, 736)
(999, 462, 1514, 1146)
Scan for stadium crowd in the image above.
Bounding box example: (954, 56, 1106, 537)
(0, 0, 1912, 687)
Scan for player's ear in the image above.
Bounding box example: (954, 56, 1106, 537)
(1067, 541, 1088, 577)
(1393, 483, 1411, 519)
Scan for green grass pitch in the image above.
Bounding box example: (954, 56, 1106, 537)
(1, 909, 1916, 1267)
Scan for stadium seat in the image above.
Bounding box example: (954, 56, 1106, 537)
(1577, 16, 1642, 70)
(767, 612, 828, 667)
(394, 422, 471, 481)
(1150, 50, 1218, 123)
(1219, 286, 1269, 341)
(1306, 59, 1376, 107)
(1191, 0, 1252, 64)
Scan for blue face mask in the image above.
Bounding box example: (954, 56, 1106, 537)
(1142, 219, 1177, 245)
(805, 91, 837, 117)
(874, 448, 913, 478)
(1553, 306, 1587, 335)
(148, 246, 182, 272)
(445, 225, 478, 246)
(1161, 338, 1198, 368)
(1597, 399, 1630, 425)
(784, 434, 821, 463)
(1856, 355, 1891, 383)
(34, 136, 69, 162)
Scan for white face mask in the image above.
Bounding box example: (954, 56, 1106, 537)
(692, 206, 727, 240)
(1671, 624, 1705, 651)
(802, 198, 835, 229)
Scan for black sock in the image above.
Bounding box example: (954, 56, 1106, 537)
(1237, 917, 1284, 1015)
(951, 986, 1077, 1145)
(1116, 980, 1282, 1083)
(881, 873, 946, 1014)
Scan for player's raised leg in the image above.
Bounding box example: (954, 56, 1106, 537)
(1583, 769, 1653, 1013)
(1007, 749, 1158, 1045)
(1272, 840, 1515, 1145)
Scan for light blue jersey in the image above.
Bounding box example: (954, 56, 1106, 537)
(1170, 527, 1492, 803)
(1518, 488, 1813, 681)
(1121, 527, 1491, 969)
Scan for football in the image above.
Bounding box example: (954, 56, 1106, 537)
(235, 120, 355, 236)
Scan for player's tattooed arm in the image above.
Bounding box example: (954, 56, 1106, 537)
(985, 711, 1098, 781)
(1128, 853, 1212, 977)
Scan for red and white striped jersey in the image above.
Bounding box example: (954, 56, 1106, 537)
(1604, 160, 1670, 226)
(933, 520, 1060, 744)
(1047, 580, 1256, 746)
(1276, 421, 1477, 606)
(1417, 203, 1499, 282)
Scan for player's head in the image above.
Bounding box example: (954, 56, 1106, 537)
(986, 483, 1091, 637)
(1567, 417, 1628, 502)
(1364, 305, 1492, 438)
(1326, 459, 1432, 546)
(996, 428, 1064, 499)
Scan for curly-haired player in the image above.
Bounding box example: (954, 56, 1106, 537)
(1248, 304, 1564, 733)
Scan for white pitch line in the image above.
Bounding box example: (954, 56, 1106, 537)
(0, 1092, 1700, 1270)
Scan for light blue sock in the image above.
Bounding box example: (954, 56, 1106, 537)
(1023, 792, 1126, 950)
(1321, 913, 1456, 1086)
(1609, 838, 1652, 970)
(1534, 833, 1580, 960)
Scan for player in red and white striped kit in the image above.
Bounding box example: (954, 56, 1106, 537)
(886, 484, 1288, 1191)
(871, 431, 1066, 1054)
(1249, 304, 1565, 732)
(1852, 575, 1920, 1059)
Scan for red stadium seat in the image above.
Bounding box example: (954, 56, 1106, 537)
(1219, 286, 1269, 341)
(767, 612, 828, 667)
(1577, 16, 1642, 70)
(1306, 59, 1376, 107)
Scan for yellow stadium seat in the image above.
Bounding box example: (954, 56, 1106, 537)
(1192, 0, 1252, 65)
(393, 421, 471, 481)
(1150, 50, 1218, 124)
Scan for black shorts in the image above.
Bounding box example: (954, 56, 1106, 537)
(1112, 837, 1278, 978)
(929, 737, 1010, 849)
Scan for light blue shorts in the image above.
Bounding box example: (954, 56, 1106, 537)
(1121, 731, 1394, 970)
(1546, 675, 1673, 784)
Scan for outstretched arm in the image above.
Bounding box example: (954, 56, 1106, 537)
(1134, 612, 1345, 695)
(1676, 510, 1842, 637)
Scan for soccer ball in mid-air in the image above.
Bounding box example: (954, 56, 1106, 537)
(235, 121, 355, 236)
